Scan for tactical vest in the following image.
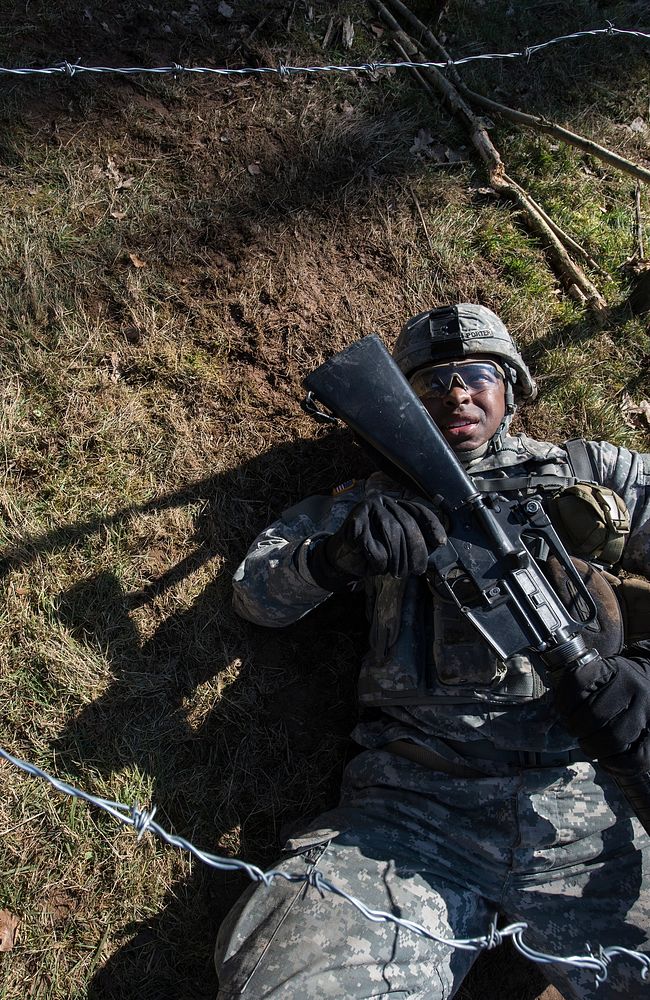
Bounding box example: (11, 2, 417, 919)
(357, 439, 631, 708)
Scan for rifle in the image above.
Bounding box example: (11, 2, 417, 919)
(303, 333, 650, 835)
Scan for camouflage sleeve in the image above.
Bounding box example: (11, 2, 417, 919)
(585, 441, 650, 574)
(231, 486, 365, 627)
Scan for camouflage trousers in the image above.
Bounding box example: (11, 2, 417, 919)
(215, 750, 650, 999)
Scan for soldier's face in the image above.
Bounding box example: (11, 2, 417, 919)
(411, 358, 507, 451)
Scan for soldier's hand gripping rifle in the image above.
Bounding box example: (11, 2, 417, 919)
(303, 334, 650, 835)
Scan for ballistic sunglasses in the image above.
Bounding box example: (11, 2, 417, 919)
(410, 360, 505, 400)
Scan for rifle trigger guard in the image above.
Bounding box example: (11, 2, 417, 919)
(302, 391, 338, 425)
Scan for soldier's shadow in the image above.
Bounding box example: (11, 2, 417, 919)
(71, 580, 362, 1000)
(37, 428, 368, 1000)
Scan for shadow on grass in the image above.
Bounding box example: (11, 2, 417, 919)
(4, 429, 364, 999)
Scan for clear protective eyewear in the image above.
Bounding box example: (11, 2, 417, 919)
(410, 360, 505, 400)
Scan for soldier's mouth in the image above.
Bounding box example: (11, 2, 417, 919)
(443, 418, 479, 430)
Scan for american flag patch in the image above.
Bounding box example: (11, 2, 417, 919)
(332, 479, 357, 496)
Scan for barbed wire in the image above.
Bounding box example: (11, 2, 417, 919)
(1, 744, 649, 986)
(0, 24, 648, 82)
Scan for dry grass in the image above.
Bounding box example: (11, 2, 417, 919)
(0, 1, 648, 997)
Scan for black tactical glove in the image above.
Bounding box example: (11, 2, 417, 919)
(552, 640, 650, 776)
(307, 495, 447, 592)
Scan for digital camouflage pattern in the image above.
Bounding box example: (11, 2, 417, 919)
(218, 434, 650, 998)
(216, 752, 650, 998)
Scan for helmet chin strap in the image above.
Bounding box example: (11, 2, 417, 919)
(456, 382, 516, 466)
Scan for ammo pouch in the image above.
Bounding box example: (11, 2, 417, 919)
(543, 555, 650, 656)
(546, 482, 630, 566)
(600, 571, 650, 647)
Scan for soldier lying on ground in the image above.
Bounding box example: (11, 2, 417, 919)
(215, 304, 650, 999)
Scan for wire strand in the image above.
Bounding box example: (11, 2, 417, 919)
(0, 26, 647, 81)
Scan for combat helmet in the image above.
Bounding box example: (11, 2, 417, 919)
(393, 303, 537, 403)
(393, 303, 536, 460)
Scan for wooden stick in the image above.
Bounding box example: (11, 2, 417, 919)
(390, 31, 439, 100)
(377, 12, 503, 174)
(636, 182, 645, 260)
(384, 0, 462, 81)
(459, 88, 650, 187)
(504, 175, 610, 278)
(500, 173, 604, 304)
(381, 0, 609, 276)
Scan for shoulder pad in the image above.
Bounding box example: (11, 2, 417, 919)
(563, 439, 597, 483)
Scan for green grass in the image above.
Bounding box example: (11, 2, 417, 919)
(0, 1, 648, 998)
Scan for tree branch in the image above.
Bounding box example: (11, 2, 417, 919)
(458, 88, 650, 187)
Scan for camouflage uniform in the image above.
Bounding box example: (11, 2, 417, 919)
(215, 434, 650, 999)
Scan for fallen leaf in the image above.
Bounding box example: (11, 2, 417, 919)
(427, 143, 448, 163)
(630, 116, 648, 134)
(128, 252, 147, 268)
(15, 587, 28, 596)
(340, 100, 354, 115)
(218, 1, 233, 17)
(105, 156, 122, 186)
(470, 185, 498, 197)
(622, 393, 650, 428)
(369, 22, 384, 38)
(107, 352, 121, 382)
(410, 128, 434, 154)
(110, 210, 127, 220)
(537, 988, 564, 1000)
(0, 910, 20, 953)
(444, 147, 465, 163)
(247, 162, 261, 175)
(341, 15, 354, 49)
(105, 157, 134, 191)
